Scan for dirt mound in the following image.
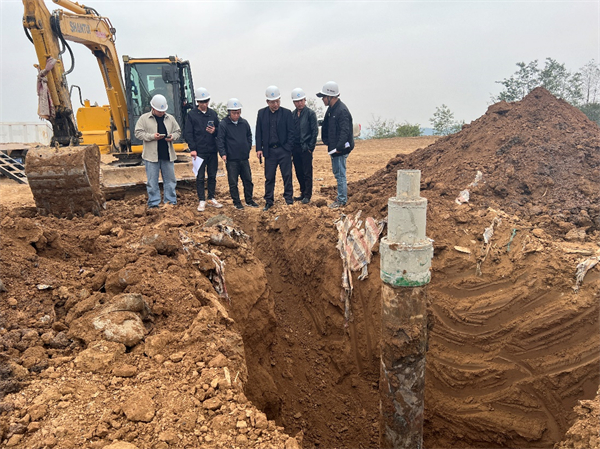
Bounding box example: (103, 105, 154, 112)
(343, 88, 600, 448)
(351, 87, 600, 236)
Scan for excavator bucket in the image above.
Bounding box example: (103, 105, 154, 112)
(25, 145, 106, 217)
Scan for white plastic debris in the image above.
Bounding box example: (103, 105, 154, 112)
(468, 170, 483, 187)
(573, 256, 599, 292)
(455, 189, 470, 204)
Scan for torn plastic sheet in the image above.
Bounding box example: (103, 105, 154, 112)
(203, 250, 230, 303)
(335, 211, 385, 326)
(573, 256, 599, 292)
(476, 216, 502, 276)
(178, 228, 230, 303)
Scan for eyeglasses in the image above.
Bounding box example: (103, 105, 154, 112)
(197, 99, 209, 104)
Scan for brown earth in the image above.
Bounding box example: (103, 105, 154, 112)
(1, 88, 599, 449)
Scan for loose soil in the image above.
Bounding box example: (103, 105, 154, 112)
(1, 88, 598, 449)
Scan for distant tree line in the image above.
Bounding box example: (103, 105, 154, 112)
(365, 58, 600, 140)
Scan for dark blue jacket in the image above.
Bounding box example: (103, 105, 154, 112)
(255, 106, 295, 158)
(184, 107, 220, 155)
(217, 116, 253, 161)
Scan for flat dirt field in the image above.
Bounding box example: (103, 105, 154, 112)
(1, 89, 599, 449)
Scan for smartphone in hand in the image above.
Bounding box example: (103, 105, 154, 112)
(207, 121, 214, 127)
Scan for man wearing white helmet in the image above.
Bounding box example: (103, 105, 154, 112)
(217, 99, 259, 210)
(316, 81, 354, 208)
(184, 87, 223, 212)
(134, 94, 182, 208)
(290, 88, 318, 204)
(255, 85, 296, 211)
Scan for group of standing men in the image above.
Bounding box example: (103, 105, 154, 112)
(134, 81, 354, 212)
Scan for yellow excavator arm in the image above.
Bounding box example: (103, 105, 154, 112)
(21, 0, 197, 217)
(22, 0, 128, 150)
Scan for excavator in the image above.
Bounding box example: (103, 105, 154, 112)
(21, 0, 197, 215)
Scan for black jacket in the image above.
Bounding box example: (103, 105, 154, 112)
(255, 106, 295, 158)
(293, 107, 318, 151)
(184, 107, 220, 155)
(322, 99, 354, 157)
(217, 116, 253, 161)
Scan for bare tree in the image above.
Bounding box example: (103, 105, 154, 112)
(306, 97, 325, 118)
(580, 60, 600, 104)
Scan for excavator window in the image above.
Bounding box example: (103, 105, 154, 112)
(128, 63, 175, 115)
(126, 60, 188, 146)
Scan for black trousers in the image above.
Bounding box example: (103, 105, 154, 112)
(226, 159, 254, 206)
(264, 147, 293, 205)
(292, 145, 313, 200)
(195, 152, 218, 201)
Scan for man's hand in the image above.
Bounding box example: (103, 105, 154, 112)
(154, 133, 164, 140)
(221, 155, 227, 163)
(206, 126, 216, 134)
(256, 151, 263, 160)
(190, 150, 197, 160)
(165, 134, 174, 142)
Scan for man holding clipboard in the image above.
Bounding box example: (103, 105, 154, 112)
(184, 87, 223, 212)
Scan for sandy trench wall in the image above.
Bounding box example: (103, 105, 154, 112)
(227, 209, 384, 449)
(229, 200, 600, 449)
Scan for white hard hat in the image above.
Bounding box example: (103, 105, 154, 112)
(195, 87, 210, 102)
(150, 94, 168, 112)
(227, 98, 242, 110)
(316, 81, 339, 98)
(265, 85, 281, 101)
(291, 88, 306, 101)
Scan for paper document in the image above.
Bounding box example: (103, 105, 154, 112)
(328, 149, 338, 155)
(344, 142, 350, 148)
(192, 156, 204, 176)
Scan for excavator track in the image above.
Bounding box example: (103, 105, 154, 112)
(25, 144, 106, 217)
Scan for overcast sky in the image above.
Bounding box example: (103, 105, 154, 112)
(1, 0, 598, 134)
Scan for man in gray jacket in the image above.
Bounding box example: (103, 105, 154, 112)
(134, 94, 182, 208)
(291, 88, 318, 204)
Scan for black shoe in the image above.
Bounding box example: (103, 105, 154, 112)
(293, 196, 303, 201)
(263, 204, 272, 211)
(234, 203, 244, 210)
(246, 201, 259, 208)
(301, 197, 310, 204)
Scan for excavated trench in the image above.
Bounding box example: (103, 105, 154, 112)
(222, 207, 599, 449)
(225, 213, 383, 449)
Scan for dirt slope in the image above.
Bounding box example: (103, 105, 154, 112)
(346, 87, 600, 448)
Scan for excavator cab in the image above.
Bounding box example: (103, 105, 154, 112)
(123, 55, 194, 157)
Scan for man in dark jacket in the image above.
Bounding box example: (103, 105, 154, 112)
(184, 87, 223, 212)
(317, 81, 354, 209)
(217, 98, 258, 210)
(291, 88, 318, 204)
(255, 85, 296, 211)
